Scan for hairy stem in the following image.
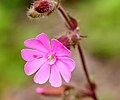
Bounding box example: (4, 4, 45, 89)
(77, 43, 97, 100)
(57, 5, 74, 30)
(56, 0, 61, 8)
(57, 4, 98, 100)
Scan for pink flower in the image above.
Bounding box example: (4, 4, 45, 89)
(21, 33, 75, 87)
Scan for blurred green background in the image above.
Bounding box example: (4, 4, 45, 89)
(0, 0, 120, 99)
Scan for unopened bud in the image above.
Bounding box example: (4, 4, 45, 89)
(27, 7, 40, 18)
(57, 35, 71, 49)
(27, 0, 57, 19)
(71, 33, 80, 46)
(36, 87, 64, 96)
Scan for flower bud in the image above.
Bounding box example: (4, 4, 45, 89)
(57, 35, 71, 49)
(36, 87, 64, 96)
(27, 0, 57, 19)
(27, 7, 40, 18)
(71, 33, 80, 46)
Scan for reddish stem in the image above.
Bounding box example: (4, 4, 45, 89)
(57, 5, 74, 30)
(57, 4, 98, 100)
(77, 43, 98, 100)
(56, 0, 61, 8)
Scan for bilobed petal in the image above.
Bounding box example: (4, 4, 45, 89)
(51, 39, 71, 57)
(24, 38, 48, 53)
(21, 49, 43, 61)
(36, 33, 51, 50)
(24, 58, 46, 75)
(56, 60, 71, 83)
(34, 63, 50, 84)
(49, 64, 62, 87)
(57, 57, 75, 72)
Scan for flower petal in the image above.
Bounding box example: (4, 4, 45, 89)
(57, 57, 75, 72)
(49, 64, 62, 87)
(51, 39, 71, 57)
(34, 63, 50, 84)
(24, 58, 46, 75)
(24, 38, 48, 53)
(21, 49, 43, 61)
(56, 60, 71, 83)
(36, 33, 51, 50)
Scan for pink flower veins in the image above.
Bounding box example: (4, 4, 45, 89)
(21, 33, 75, 87)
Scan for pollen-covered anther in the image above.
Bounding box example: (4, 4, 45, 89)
(47, 54, 56, 65)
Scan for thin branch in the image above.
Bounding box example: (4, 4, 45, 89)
(56, 0, 61, 8)
(77, 43, 98, 100)
(57, 5, 73, 30)
(57, 4, 98, 100)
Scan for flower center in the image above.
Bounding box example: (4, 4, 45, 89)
(47, 54, 56, 65)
